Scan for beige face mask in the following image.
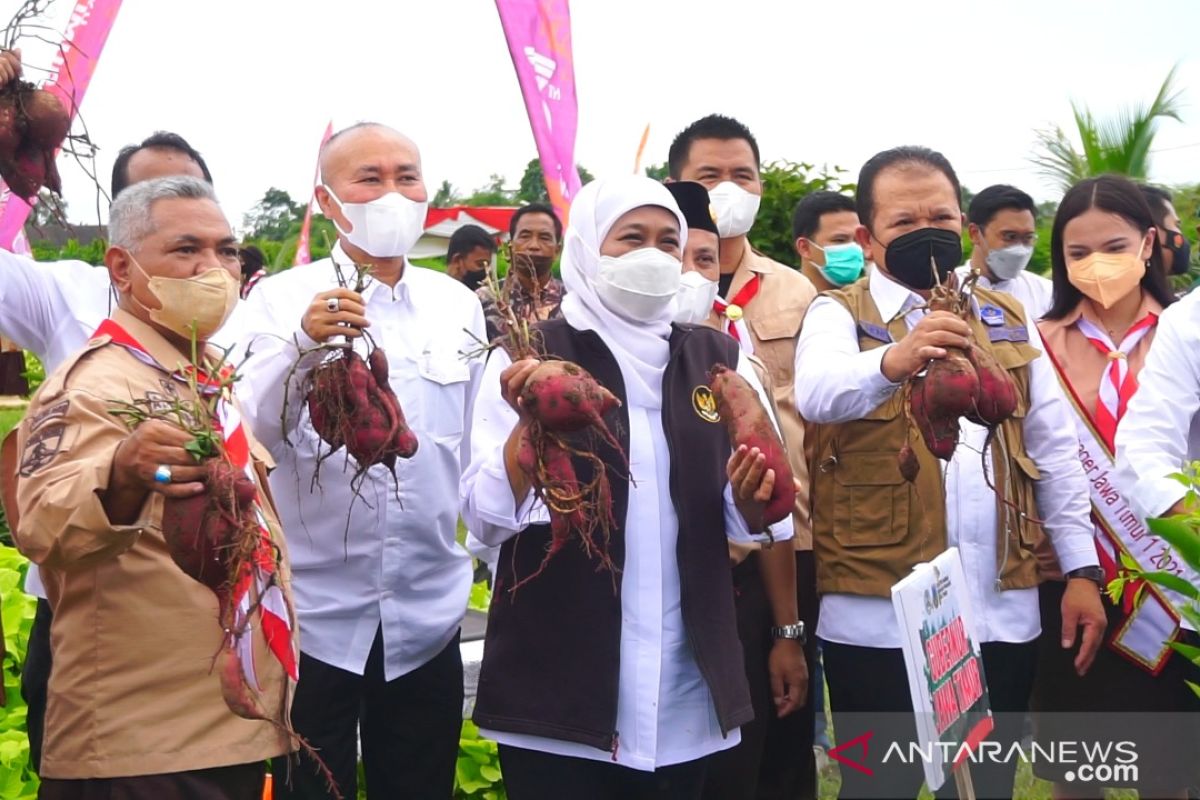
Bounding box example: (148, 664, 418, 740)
(1066, 249, 1147, 309)
(129, 254, 240, 340)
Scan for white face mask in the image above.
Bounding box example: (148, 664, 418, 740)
(596, 247, 682, 321)
(322, 184, 427, 258)
(707, 181, 761, 238)
(673, 270, 719, 324)
(985, 243, 1034, 281)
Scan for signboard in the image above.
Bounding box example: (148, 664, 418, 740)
(891, 547, 994, 791)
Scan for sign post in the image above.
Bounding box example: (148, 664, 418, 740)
(891, 547, 993, 796)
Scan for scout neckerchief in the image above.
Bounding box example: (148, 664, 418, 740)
(1074, 314, 1158, 450)
(1042, 338, 1188, 675)
(93, 318, 298, 688)
(713, 273, 759, 353)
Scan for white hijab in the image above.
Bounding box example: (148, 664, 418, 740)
(558, 175, 688, 408)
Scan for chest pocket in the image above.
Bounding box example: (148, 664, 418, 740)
(749, 306, 804, 389)
(417, 352, 472, 441)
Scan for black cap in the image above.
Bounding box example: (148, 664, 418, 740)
(665, 181, 719, 236)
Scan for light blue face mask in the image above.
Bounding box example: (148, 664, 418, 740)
(812, 241, 866, 286)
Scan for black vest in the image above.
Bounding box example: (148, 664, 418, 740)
(472, 319, 753, 752)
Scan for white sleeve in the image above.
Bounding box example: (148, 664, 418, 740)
(459, 298, 489, 475)
(1021, 323, 1099, 573)
(0, 252, 95, 360)
(1116, 297, 1200, 519)
(227, 281, 325, 460)
(458, 348, 544, 547)
(724, 353, 795, 544)
(793, 296, 900, 424)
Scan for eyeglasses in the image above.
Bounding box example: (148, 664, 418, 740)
(999, 232, 1038, 246)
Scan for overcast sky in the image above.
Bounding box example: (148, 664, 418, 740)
(13, 0, 1200, 231)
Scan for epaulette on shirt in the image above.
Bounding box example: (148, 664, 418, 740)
(35, 334, 114, 401)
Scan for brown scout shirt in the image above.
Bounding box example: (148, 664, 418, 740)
(706, 245, 817, 549)
(13, 309, 296, 780)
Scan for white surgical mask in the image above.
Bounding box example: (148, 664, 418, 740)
(322, 184, 427, 258)
(673, 270, 719, 324)
(707, 181, 761, 238)
(596, 247, 682, 321)
(985, 243, 1034, 281)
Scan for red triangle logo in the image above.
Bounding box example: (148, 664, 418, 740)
(828, 730, 875, 776)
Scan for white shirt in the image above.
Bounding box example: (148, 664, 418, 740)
(954, 263, 1054, 321)
(0, 250, 115, 599)
(226, 246, 485, 679)
(460, 346, 791, 771)
(794, 269, 1097, 648)
(1116, 288, 1200, 520)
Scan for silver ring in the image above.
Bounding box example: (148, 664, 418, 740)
(326, 297, 340, 313)
(154, 465, 172, 484)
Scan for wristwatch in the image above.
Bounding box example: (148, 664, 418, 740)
(771, 621, 807, 645)
(1065, 566, 1105, 588)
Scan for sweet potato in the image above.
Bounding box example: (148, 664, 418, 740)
(919, 350, 979, 420)
(21, 89, 69, 150)
(898, 442, 920, 482)
(520, 360, 620, 434)
(216, 642, 270, 721)
(708, 363, 796, 526)
(910, 376, 960, 460)
(965, 343, 1018, 426)
(161, 458, 257, 598)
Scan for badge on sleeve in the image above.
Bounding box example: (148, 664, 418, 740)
(979, 304, 1005, 327)
(693, 386, 721, 423)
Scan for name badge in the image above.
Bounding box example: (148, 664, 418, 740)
(979, 304, 1005, 327)
(987, 325, 1029, 343)
(858, 321, 892, 344)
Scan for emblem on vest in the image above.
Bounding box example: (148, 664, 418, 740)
(693, 386, 720, 423)
(979, 304, 1005, 327)
(857, 320, 891, 344)
(988, 325, 1029, 343)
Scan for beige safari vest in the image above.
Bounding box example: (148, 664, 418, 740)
(809, 281, 1043, 598)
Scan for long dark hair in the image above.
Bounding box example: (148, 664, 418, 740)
(1044, 175, 1174, 320)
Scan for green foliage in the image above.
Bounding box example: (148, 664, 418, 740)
(752, 161, 854, 267)
(28, 239, 105, 266)
(0, 548, 40, 799)
(643, 162, 668, 182)
(434, 181, 459, 207)
(243, 188, 307, 241)
(20, 356, 42, 399)
(1032, 66, 1183, 192)
(455, 721, 505, 799)
(1111, 462, 1200, 695)
(515, 158, 594, 205)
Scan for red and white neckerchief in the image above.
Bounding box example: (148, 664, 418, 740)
(93, 319, 298, 688)
(1074, 313, 1157, 451)
(712, 274, 761, 354)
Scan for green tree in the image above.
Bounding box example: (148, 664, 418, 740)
(433, 180, 458, 207)
(751, 160, 854, 266)
(465, 174, 516, 206)
(242, 188, 306, 240)
(515, 158, 594, 205)
(643, 162, 669, 182)
(1031, 66, 1183, 192)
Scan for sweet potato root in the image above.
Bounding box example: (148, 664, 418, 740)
(965, 343, 1018, 426)
(0, 85, 69, 200)
(910, 376, 960, 460)
(708, 363, 796, 526)
(520, 360, 621, 434)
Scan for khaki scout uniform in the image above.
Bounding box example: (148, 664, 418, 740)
(808, 282, 1043, 596)
(707, 246, 818, 548)
(13, 309, 296, 780)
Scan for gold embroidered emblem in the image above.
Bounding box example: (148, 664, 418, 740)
(693, 386, 720, 423)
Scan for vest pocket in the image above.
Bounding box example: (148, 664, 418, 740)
(1010, 453, 1043, 549)
(831, 452, 909, 548)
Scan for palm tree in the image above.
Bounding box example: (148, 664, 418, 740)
(1031, 65, 1183, 192)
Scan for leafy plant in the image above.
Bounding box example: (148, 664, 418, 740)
(1031, 66, 1183, 192)
(751, 160, 854, 268)
(1110, 461, 1200, 696)
(0, 548, 40, 799)
(455, 721, 505, 799)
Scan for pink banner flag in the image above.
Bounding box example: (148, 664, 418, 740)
(294, 120, 334, 266)
(494, 0, 582, 225)
(0, 0, 124, 253)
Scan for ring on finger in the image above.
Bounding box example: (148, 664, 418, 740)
(153, 464, 173, 484)
(326, 297, 340, 313)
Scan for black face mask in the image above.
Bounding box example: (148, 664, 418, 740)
(462, 269, 487, 291)
(881, 227, 963, 290)
(1164, 229, 1192, 276)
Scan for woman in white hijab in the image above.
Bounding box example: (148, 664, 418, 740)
(460, 175, 805, 799)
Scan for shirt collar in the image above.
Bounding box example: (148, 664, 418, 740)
(330, 242, 413, 305)
(869, 268, 926, 321)
(107, 308, 214, 373)
(1063, 290, 1163, 331)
